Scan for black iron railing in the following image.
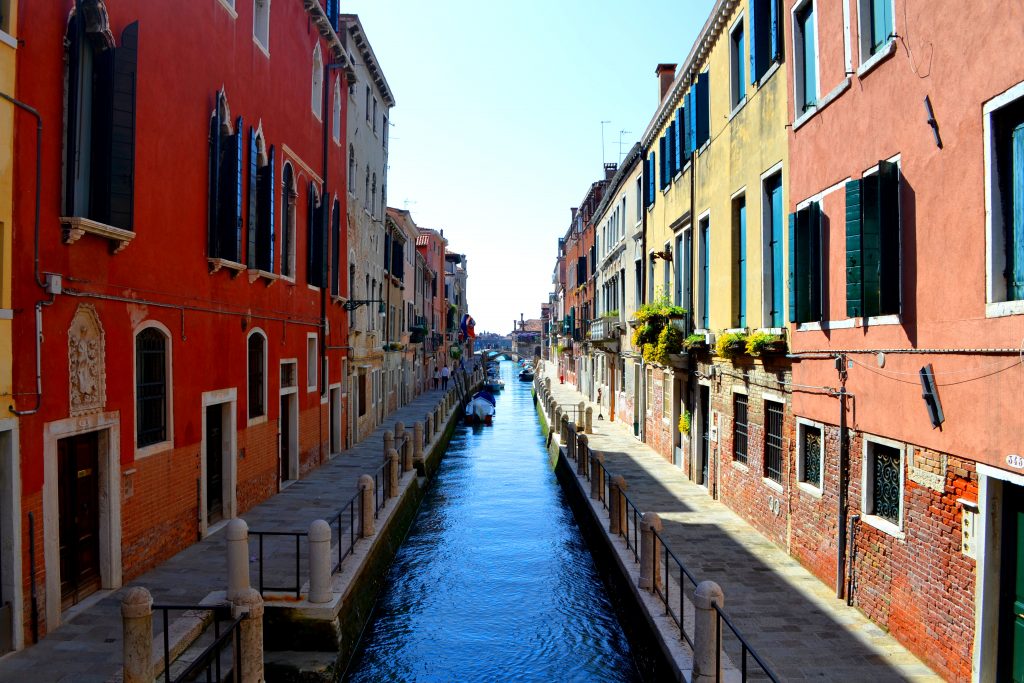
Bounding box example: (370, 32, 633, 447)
(371, 458, 391, 518)
(152, 604, 244, 683)
(652, 527, 699, 648)
(620, 490, 641, 563)
(250, 530, 305, 598)
(714, 601, 779, 682)
(329, 489, 362, 574)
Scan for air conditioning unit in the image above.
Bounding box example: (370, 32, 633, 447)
(704, 331, 716, 346)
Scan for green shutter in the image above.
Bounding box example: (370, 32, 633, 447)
(878, 160, 901, 314)
(788, 212, 797, 323)
(247, 127, 258, 268)
(208, 97, 222, 258)
(845, 179, 863, 318)
(106, 22, 138, 231)
(1013, 123, 1024, 300)
(861, 173, 882, 317)
(808, 201, 822, 320)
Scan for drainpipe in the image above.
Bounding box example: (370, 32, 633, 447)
(687, 141, 697, 482)
(836, 353, 850, 599)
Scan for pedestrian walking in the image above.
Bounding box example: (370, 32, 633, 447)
(441, 364, 451, 390)
(433, 367, 440, 390)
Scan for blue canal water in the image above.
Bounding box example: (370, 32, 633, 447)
(345, 360, 641, 682)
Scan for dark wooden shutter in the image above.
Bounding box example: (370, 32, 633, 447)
(861, 172, 882, 317)
(696, 72, 710, 147)
(808, 201, 822, 320)
(320, 194, 328, 287)
(219, 116, 243, 263)
(265, 145, 275, 272)
(65, 17, 82, 215)
(1013, 123, 1024, 300)
(675, 108, 684, 166)
(247, 128, 258, 268)
(788, 212, 798, 323)
(845, 179, 864, 318)
(89, 43, 115, 224)
(106, 21, 138, 231)
(307, 183, 315, 283)
(659, 136, 667, 190)
(208, 97, 222, 257)
(878, 160, 901, 314)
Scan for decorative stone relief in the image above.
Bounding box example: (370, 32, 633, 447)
(68, 304, 107, 416)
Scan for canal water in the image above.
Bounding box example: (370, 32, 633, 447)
(345, 360, 641, 682)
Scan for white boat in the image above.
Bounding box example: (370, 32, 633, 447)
(465, 390, 496, 424)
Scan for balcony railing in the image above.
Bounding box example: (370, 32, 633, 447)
(589, 318, 623, 344)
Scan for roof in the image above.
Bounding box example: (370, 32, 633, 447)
(340, 14, 396, 108)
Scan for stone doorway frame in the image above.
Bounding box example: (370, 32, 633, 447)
(199, 388, 237, 537)
(0, 419, 22, 652)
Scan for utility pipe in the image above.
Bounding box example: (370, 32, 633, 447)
(0, 92, 44, 288)
(836, 354, 850, 599)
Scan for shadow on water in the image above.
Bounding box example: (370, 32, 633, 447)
(344, 361, 642, 683)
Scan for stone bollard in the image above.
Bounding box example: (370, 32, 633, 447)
(585, 406, 593, 434)
(360, 474, 375, 537)
(590, 452, 604, 500)
(576, 434, 588, 475)
(413, 421, 424, 461)
(577, 401, 585, 429)
(639, 512, 663, 591)
(388, 449, 400, 498)
(226, 518, 250, 601)
(426, 413, 434, 443)
(554, 407, 562, 435)
(121, 587, 153, 683)
(545, 377, 552, 392)
(693, 581, 725, 683)
(231, 587, 265, 683)
(560, 416, 570, 445)
(383, 430, 395, 462)
(610, 475, 626, 535)
(308, 519, 332, 604)
(394, 422, 407, 470)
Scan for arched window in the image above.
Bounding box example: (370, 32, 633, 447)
(364, 166, 370, 207)
(332, 76, 342, 144)
(330, 198, 341, 296)
(347, 146, 356, 193)
(307, 182, 324, 287)
(248, 127, 275, 272)
(311, 43, 323, 119)
(371, 173, 377, 217)
(248, 331, 267, 419)
(136, 326, 169, 448)
(281, 162, 296, 278)
(253, 0, 270, 51)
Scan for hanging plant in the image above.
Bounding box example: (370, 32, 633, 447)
(746, 332, 787, 356)
(716, 331, 749, 359)
(678, 409, 691, 434)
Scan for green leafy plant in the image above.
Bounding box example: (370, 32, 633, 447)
(631, 294, 688, 355)
(716, 331, 749, 359)
(684, 333, 706, 349)
(746, 331, 787, 356)
(601, 309, 620, 319)
(555, 343, 567, 356)
(678, 409, 691, 434)
(641, 342, 657, 364)
(648, 324, 684, 364)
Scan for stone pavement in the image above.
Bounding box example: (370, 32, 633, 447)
(0, 386, 461, 683)
(539, 362, 942, 682)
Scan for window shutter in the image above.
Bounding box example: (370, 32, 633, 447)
(307, 183, 315, 282)
(667, 123, 676, 178)
(247, 128, 258, 268)
(320, 194, 328, 288)
(208, 97, 222, 258)
(861, 172, 883, 317)
(1012, 123, 1024, 300)
(788, 212, 798, 323)
(808, 201, 822, 320)
(845, 179, 864, 318)
(65, 17, 82, 215)
(659, 136, 667, 189)
(331, 202, 340, 296)
(749, 0, 759, 83)
(770, 0, 782, 63)
(266, 145, 275, 272)
(675, 108, 684, 166)
(686, 90, 697, 156)
(232, 116, 244, 263)
(878, 160, 901, 314)
(696, 72, 710, 147)
(105, 22, 138, 231)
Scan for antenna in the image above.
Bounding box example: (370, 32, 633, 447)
(618, 130, 632, 162)
(600, 120, 611, 166)
(403, 199, 416, 209)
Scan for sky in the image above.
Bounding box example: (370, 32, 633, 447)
(345, 0, 717, 334)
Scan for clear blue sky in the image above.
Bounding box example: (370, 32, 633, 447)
(346, 0, 716, 334)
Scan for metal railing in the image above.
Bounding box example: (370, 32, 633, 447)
(152, 604, 244, 683)
(620, 490, 641, 563)
(250, 530, 305, 598)
(328, 489, 362, 574)
(714, 601, 779, 682)
(370, 458, 391, 518)
(653, 526, 699, 648)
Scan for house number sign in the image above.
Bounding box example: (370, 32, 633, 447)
(1007, 454, 1024, 469)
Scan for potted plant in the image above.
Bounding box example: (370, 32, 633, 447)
(683, 333, 708, 353)
(678, 409, 691, 435)
(716, 331, 749, 359)
(746, 331, 787, 357)
(651, 324, 684, 365)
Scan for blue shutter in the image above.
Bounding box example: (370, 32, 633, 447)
(267, 145, 276, 272)
(769, 177, 784, 326)
(686, 89, 697, 156)
(750, 0, 759, 84)
(1012, 123, 1024, 300)
(770, 0, 781, 63)
(696, 72, 710, 147)
(208, 96, 222, 258)
(648, 152, 656, 205)
(233, 117, 243, 263)
(788, 212, 797, 323)
(659, 136, 667, 190)
(675, 108, 684, 166)
(845, 179, 864, 318)
(808, 201, 822, 320)
(247, 127, 258, 268)
(667, 123, 676, 178)
(737, 200, 746, 327)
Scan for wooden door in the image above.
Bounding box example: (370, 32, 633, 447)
(699, 386, 710, 487)
(206, 405, 223, 524)
(1000, 483, 1024, 681)
(279, 396, 291, 483)
(58, 432, 101, 610)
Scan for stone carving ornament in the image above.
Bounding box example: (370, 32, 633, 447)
(68, 304, 107, 416)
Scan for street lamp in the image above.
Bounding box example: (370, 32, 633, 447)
(342, 299, 386, 317)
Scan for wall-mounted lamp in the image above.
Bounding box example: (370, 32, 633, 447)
(343, 299, 387, 317)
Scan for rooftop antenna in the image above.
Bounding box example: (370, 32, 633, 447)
(403, 199, 416, 209)
(618, 130, 632, 162)
(600, 120, 611, 166)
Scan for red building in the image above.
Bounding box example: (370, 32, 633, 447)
(415, 227, 448, 380)
(9, 0, 353, 644)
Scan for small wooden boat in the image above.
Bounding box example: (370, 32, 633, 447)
(465, 390, 496, 424)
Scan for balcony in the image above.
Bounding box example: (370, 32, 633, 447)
(589, 318, 623, 349)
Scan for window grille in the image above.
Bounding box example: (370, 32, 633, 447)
(764, 400, 783, 483)
(136, 329, 167, 447)
(733, 394, 748, 465)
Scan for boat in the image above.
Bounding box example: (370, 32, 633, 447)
(484, 377, 505, 392)
(465, 390, 496, 424)
(518, 368, 534, 381)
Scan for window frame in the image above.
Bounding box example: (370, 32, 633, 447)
(133, 321, 173, 458)
(761, 164, 785, 328)
(729, 14, 746, 111)
(247, 328, 268, 424)
(733, 390, 749, 466)
(796, 417, 824, 495)
(311, 43, 323, 120)
(732, 191, 747, 328)
(306, 333, 318, 392)
(697, 212, 711, 330)
(763, 398, 784, 487)
(856, 0, 895, 64)
(792, 0, 820, 115)
(861, 434, 906, 537)
(984, 79, 1024, 317)
(252, 0, 270, 54)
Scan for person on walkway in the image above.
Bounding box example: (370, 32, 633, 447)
(441, 364, 451, 390)
(433, 367, 440, 390)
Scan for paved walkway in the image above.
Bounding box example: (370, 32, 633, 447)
(539, 362, 941, 682)
(0, 386, 461, 683)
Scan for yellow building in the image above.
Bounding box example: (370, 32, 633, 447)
(639, 0, 791, 492)
(0, 0, 22, 655)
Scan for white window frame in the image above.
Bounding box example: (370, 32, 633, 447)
(697, 210, 712, 330)
(984, 79, 1024, 317)
(217, 0, 237, 19)
(729, 13, 746, 113)
(132, 320, 174, 459)
(332, 76, 342, 145)
(796, 417, 825, 496)
(855, 0, 897, 77)
(252, 0, 270, 55)
(791, 0, 820, 120)
(760, 163, 785, 329)
(246, 328, 269, 426)
(311, 43, 323, 120)
(306, 333, 318, 392)
(861, 434, 906, 537)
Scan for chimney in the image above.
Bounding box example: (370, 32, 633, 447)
(571, 207, 578, 222)
(604, 162, 617, 181)
(656, 63, 677, 101)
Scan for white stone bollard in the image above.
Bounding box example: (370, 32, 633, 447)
(226, 518, 250, 601)
(693, 580, 725, 683)
(591, 452, 604, 500)
(639, 512, 663, 591)
(383, 430, 395, 461)
(360, 474, 375, 537)
(413, 422, 424, 464)
(425, 414, 434, 443)
(577, 401, 585, 429)
(232, 587, 265, 683)
(388, 449, 400, 498)
(308, 519, 332, 604)
(121, 587, 153, 683)
(610, 475, 626, 535)
(585, 406, 593, 434)
(576, 434, 588, 476)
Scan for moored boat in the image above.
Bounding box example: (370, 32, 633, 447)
(465, 390, 497, 424)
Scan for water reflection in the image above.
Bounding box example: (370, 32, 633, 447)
(345, 361, 640, 682)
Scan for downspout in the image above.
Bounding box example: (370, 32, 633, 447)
(836, 353, 850, 599)
(687, 142, 697, 482)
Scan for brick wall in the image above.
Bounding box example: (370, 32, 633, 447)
(237, 419, 279, 515)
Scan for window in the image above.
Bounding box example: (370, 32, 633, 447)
(636, 176, 643, 220)
(662, 372, 671, 419)
(136, 327, 168, 448)
(645, 152, 656, 208)
(733, 393, 748, 465)
(64, 16, 139, 230)
(685, 72, 710, 150)
(846, 161, 900, 318)
(365, 86, 371, 122)
(330, 198, 341, 297)
(764, 400, 784, 484)
(371, 173, 377, 217)
(208, 91, 243, 263)
(646, 368, 653, 413)
(281, 162, 296, 278)
(348, 146, 356, 193)
(698, 216, 710, 328)
(733, 196, 747, 327)
(674, 229, 691, 309)
(332, 77, 341, 144)
(383, 115, 389, 152)
(306, 335, 318, 391)
(674, 107, 685, 167)
(306, 183, 325, 287)
(864, 437, 903, 529)
(648, 254, 656, 303)
(794, 1, 818, 114)
(859, 0, 894, 58)
(253, 0, 270, 51)
(246, 129, 275, 272)
(358, 374, 368, 416)
(788, 200, 822, 323)
(1, 0, 12, 34)
(985, 86, 1024, 308)
(364, 166, 370, 207)
(797, 420, 823, 489)
(311, 44, 323, 119)
(730, 19, 745, 108)
(763, 172, 784, 327)
(247, 331, 266, 419)
(750, 0, 783, 84)
(372, 98, 378, 133)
